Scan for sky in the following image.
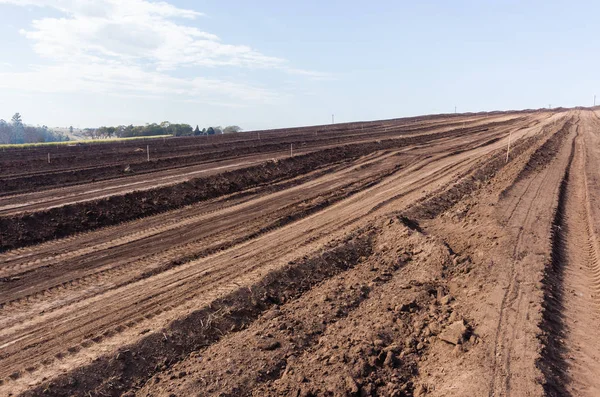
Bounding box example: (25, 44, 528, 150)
(0, 0, 598, 130)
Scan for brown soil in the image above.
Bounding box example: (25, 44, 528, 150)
(3, 108, 599, 397)
(0, 113, 508, 194)
(0, 116, 525, 251)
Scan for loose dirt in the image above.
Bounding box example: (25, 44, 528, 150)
(4, 109, 600, 397)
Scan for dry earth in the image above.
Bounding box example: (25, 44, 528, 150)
(1, 108, 599, 396)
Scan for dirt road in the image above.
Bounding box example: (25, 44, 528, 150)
(4, 109, 600, 397)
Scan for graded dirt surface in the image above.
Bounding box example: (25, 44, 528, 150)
(2, 108, 599, 397)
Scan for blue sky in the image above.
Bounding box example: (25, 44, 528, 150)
(0, 0, 598, 130)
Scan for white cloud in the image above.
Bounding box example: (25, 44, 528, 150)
(285, 68, 333, 80)
(9, 0, 284, 70)
(0, 0, 202, 19)
(0, 0, 324, 105)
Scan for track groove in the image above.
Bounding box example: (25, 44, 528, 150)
(489, 113, 578, 397)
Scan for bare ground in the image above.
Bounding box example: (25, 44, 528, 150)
(3, 109, 600, 397)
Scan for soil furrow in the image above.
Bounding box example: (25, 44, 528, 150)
(1, 118, 529, 393)
(19, 229, 377, 397)
(0, 154, 405, 315)
(0, 109, 579, 397)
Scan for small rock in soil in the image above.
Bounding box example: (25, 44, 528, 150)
(439, 320, 467, 345)
(384, 351, 396, 367)
(439, 294, 453, 305)
(263, 309, 281, 320)
(258, 340, 281, 351)
(345, 376, 360, 395)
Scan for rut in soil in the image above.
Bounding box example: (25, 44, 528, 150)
(538, 118, 600, 397)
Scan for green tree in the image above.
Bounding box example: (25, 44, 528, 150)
(194, 125, 201, 135)
(84, 128, 98, 139)
(223, 125, 242, 134)
(0, 119, 10, 144)
(11, 113, 22, 125)
(11, 112, 24, 143)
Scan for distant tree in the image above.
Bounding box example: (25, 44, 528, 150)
(194, 125, 201, 135)
(41, 125, 49, 141)
(11, 113, 22, 125)
(0, 119, 10, 144)
(171, 124, 193, 136)
(79, 122, 198, 140)
(0, 114, 67, 144)
(160, 121, 171, 134)
(115, 125, 126, 138)
(144, 123, 163, 136)
(11, 112, 24, 143)
(69, 125, 74, 134)
(84, 128, 98, 139)
(223, 125, 242, 134)
(23, 126, 41, 143)
(206, 126, 215, 135)
(213, 126, 223, 135)
(122, 125, 134, 138)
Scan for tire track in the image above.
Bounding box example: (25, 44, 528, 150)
(538, 111, 600, 396)
(488, 113, 579, 397)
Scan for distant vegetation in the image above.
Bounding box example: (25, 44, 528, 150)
(87, 123, 243, 139)
(0, 114, 243, 145)
(0, 113, 70, 144)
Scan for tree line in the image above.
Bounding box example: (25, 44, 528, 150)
(0, 113, 70, 144)
(0, 114, 244, 144)
(88, 123, 242, 139)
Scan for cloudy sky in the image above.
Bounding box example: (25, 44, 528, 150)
(0, 0, 599, 130)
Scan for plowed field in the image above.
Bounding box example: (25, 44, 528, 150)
(2, 109, 597, 397)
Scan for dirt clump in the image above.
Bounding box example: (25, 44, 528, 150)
(438, 320, 467, 345)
